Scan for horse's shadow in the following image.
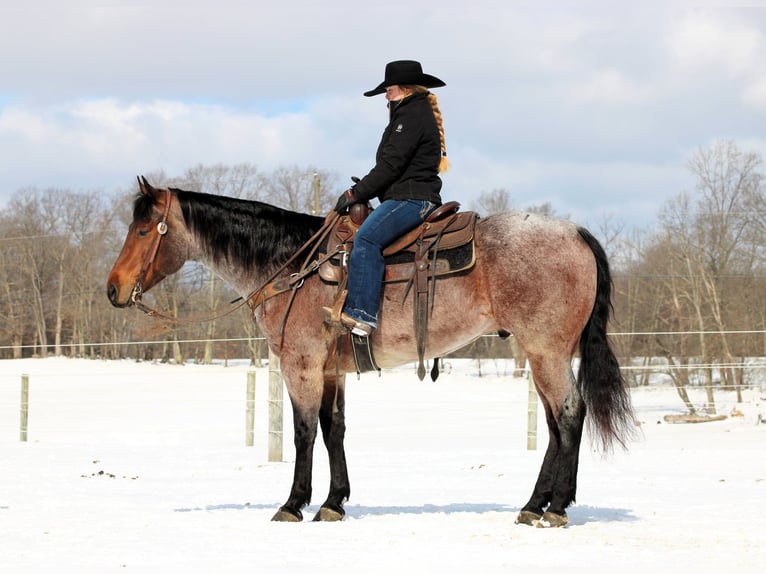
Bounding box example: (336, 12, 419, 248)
(174, 502, 638, 524)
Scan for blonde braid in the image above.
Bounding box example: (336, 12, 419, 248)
(408, 85, 449, 173)
(427, 92, 449, 173)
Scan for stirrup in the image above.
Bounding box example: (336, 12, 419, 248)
(343, 315, 374, 337)
(322, 289, 348, 323)
(322, 307, 374, 337)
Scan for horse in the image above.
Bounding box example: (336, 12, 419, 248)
(106, 177, 634, 527)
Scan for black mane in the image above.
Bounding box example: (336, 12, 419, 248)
(134, 188, 325, 272)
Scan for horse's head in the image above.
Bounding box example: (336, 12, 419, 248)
(106, 177, 189, 308)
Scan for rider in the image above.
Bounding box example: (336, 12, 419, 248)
(330, 60, 449, 337)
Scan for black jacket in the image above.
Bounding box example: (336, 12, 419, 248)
(352, 92, 443, 205)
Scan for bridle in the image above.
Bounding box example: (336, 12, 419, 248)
(128, 188, 246, 323)
(130, 187, 172, 315)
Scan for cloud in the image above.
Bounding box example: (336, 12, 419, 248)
(1, 0, 766, 233)
(572, 69, 658, 106)
(669, 10, 762, 76)
(0, 94, 384, 196)
(744, 77, 766, 108)
(667, 9, 766, 107)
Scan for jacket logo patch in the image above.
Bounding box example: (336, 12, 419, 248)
(395, 123, 403, 133)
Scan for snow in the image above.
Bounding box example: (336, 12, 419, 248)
(1, 357, 764, 572)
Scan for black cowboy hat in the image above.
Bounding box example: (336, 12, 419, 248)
(363, 60, 446, 97)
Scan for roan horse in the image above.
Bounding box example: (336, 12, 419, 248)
(106, 178, 633, 527)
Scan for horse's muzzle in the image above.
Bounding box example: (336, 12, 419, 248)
(106, 282, 133, 309)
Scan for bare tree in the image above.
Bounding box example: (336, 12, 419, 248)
(175, 163, 265, 200)
(0, 234, 27, 358)
(262, 164, 340, 212)
(0, 189, 63, 356)
(653, 140, 765, 412)
(473, 188, 511, 216)
(524, 201, 566, 219)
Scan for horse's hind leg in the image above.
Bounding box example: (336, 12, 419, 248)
(313, 374, 351, 522)
(517, 355, 586, 528)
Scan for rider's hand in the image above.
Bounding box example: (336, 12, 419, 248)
(334, 189, 356, 213)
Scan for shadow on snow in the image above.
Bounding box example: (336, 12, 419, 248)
(174, 502, 639, 524)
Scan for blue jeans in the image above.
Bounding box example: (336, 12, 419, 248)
(344, 199, 436, 328)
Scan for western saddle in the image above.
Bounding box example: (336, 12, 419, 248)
(322, 201, 477, 379)
(245, 200, 478, 381)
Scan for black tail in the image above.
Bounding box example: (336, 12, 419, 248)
(576, 227, 635, 452)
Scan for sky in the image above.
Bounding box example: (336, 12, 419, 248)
(1, 0, 765, 231)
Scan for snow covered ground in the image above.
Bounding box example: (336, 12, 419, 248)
(1, 357, 764, 572)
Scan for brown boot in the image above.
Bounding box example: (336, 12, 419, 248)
(321, 307, 374, 337)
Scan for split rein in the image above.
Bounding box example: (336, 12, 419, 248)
(130, 188, 341, 325)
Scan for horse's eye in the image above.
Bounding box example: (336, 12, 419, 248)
(137, 228, 150, 238)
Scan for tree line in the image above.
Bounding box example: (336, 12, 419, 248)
(608, 140, 766, 413)
(0, 163, 340, 365)
(1, 141, 764, 413)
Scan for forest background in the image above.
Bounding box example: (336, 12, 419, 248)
(1, 139, 763, 416)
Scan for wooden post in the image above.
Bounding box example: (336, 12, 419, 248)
(20, 374, 29, 442)
(268, 350, 283, 462)
(312, 172, 321, 215)
(245, 371, 256, 447)
(526, 363, 538, 450)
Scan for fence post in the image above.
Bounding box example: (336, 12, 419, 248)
(20, 374, 29, 442)
(268, 350, 283, 462)
(245, 371, 256, 447)
(526, 363, 538, 450)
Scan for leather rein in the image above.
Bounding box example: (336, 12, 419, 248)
(130, 188, 340, 325)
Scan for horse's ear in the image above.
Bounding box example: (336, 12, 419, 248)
(138, 175, 159, 195)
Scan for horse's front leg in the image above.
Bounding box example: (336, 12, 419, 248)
(271, 398, 319, 522)
(313, 373, 350, 522)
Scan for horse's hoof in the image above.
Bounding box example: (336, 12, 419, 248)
(515, 510, 542, 526)
(271, 508, 302, 522)
(536, 511, 568, 528)
(313, 506, 345, 522)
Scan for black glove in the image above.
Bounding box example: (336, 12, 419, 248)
(334, 188, 356, 213)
